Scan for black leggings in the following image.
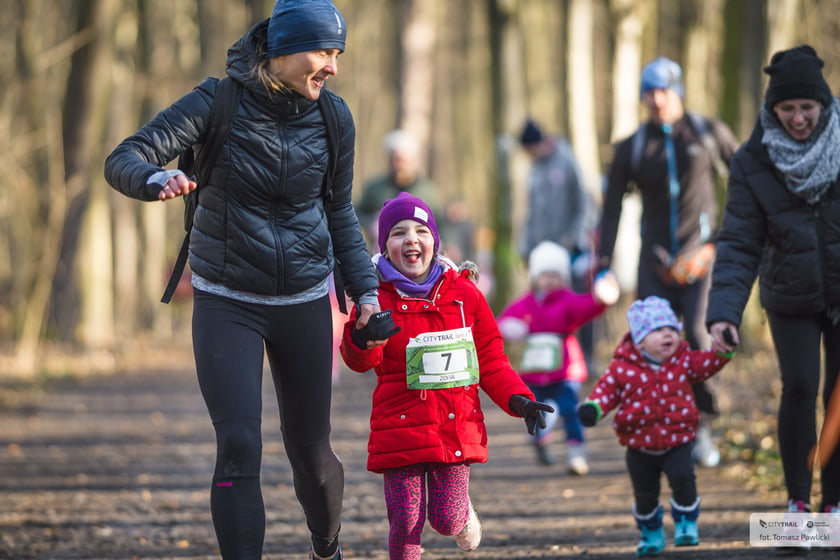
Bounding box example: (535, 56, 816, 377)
(637, 260, 716, 415)
(767, 310, 840, 509)
(192, 290, 342, 559)
(626, 444, 696, 515)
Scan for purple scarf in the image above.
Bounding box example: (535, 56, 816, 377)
(377, 257, 444, 298)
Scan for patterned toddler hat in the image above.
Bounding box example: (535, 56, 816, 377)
(626, 296, 682, 345)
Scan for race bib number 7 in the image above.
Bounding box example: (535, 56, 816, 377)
(406, 327, 479, 389)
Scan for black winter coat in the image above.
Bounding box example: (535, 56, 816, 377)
(104, 19, 377, 300)
(706, 116, 840, 327)
(599, 113, 738, 269)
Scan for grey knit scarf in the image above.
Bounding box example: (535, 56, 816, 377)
(760, 98, 840, 205)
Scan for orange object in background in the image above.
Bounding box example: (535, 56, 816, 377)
(808, 371, 840, 471)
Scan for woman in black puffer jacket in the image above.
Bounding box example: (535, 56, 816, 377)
(104, 2, 384, 559)
(707, 45, 840, 519)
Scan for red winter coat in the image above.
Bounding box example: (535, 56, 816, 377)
(585, 333, 729, 452)
(341, 266, 536, 473)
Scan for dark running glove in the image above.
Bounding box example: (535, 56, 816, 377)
(577, 401, 602, 427)
(351, 310, 401, 350)
(722, 327, 737, 346)
(509, 395, 555, 435)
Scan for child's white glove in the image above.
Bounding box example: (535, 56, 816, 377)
(592, 270, 620, 306)
(498, 317, 529, 341)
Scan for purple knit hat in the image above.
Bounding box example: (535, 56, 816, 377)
(377, 192, 440, 254)
(626, 296, 682, 345)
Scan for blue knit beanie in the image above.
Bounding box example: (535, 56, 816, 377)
(265, 0, 347, 58)
(640, 57, 685, 99)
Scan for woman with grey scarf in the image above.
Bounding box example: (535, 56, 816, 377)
(706, 45, 840, 523)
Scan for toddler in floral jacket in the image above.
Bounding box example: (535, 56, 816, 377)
(577, 296, 734, 556)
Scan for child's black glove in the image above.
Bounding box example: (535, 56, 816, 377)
(508, 395, 555, 435)
(577, 402, 601, 427)
(351, 310, 401, 349)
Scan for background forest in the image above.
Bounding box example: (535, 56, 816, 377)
(2, 0, 839, 376)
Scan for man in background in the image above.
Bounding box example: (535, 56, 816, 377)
(356, 129, 439, 252)
(597, 57, 739, 468)
(519, 118, 598, 372)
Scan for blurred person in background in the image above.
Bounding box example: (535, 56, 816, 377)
(597, 57, 739, 468)
(499, 241, 619, 473)
(519, 118, 599, 373)
(356, 129, 440, 251)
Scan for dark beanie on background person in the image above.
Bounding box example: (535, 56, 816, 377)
(763, 45, 833, 109)
(265, 0, 347, 58)
(519, 119, 544, 146)
(377, 192, 440, 254)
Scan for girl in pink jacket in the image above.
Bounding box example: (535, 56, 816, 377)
(340, 192, 552, 560)
(578, 296, 733, 556)
(498, 241, 618, 473)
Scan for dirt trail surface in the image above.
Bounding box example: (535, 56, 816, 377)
(1, 347, 792, 559)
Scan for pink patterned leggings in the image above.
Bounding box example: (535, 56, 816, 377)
(382, 462, 471, 560)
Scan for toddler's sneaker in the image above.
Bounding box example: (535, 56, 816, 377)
(674, 517, 698, 546)
(634, 504, 665, 557)
(671, 497, 700, 547)
(637, 525, 666, 556)
(566, 442, 589, 475)
(455, 500, 482, 551)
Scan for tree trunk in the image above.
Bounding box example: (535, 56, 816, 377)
(50, 0, 118, 344)
(606, 0, 645, 294)
(567, 0, 601, 203)
(487, 0, 518, 312)
(397, 0, 437, 167)
(684, 0, 726, 116)
(77, 0, 120, 349)
(11, 1, 67, 373)
(610, 0, 644, 140)
(766, 0, 800, 57)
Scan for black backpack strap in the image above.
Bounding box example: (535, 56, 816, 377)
(318, 91, 347, 314)
(161, 77, 241, 303)
(687, 112, 728, 179)
(629, 123, 646, 180)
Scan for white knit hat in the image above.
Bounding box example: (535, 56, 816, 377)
(528, 241, 571, 284)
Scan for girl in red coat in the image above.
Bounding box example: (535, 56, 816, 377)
(577, 296, 733, 556)
(341, 192, 552, 560)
